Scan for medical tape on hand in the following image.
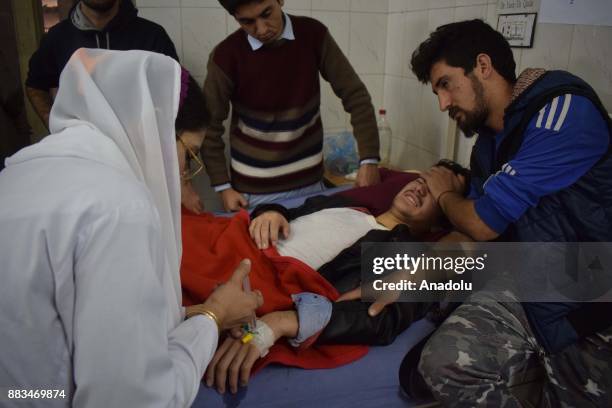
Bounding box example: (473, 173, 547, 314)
(250, 320, 275, 358)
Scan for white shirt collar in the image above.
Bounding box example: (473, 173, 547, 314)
(247, 12, 295, 51)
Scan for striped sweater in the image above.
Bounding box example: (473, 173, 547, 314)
(201, 15, 379, 194)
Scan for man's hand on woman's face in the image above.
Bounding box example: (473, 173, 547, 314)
(249, 211, 290, 249)
(421, 166, 466, 202)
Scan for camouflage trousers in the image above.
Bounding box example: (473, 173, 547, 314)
(419, 287, 612, 407)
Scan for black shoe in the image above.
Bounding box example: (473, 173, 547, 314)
(398, 333, 434, 401)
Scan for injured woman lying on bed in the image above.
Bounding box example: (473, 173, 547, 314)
(180, 160, 470, 394)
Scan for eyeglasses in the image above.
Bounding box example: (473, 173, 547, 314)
(178, 136, 204, 181)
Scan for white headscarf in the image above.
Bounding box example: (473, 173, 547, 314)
(49, 48, 183, 318)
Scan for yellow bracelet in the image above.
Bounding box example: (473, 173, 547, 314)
(185, 305, 221, 333)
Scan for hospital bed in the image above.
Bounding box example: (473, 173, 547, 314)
(192, 319, 435, 407)
(191, 169, 437, 408)
(194, 114, 612, 407)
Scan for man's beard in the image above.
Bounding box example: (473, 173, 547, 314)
(448, 75, 488, 137)
(81, 0, 119, 12)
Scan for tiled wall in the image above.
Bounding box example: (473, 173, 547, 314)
(385, 0, 499, 170)
(135, 0, 612, 207)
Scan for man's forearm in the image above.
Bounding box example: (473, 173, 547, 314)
(200, 57, 232, 185)
(439, 192, 499, 241)
(26, 87, 52, 129)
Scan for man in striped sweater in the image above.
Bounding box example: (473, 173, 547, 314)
(200, 0, 381, 211)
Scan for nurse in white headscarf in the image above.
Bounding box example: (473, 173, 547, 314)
(0, 48, 262, 407)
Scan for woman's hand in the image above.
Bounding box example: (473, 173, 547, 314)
(337, 271, 404, 317)
(205, 337, 260, 394)
(205, 311, 297, 394)
(249, 211, 290, 249)
(201, 260, 263, 331)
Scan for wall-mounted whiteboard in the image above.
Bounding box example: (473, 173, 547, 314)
(540, 0, 612, 27)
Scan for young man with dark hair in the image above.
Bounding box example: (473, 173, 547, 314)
(409, 19, 612, 406)
(26, 0, 179, 130)
(199, 0, 381, 212)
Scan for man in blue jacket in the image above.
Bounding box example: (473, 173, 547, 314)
(26, 0, 178, 130)
(409, 19, 612, 406)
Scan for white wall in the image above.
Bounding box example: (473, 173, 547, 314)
(385, 0, 498, 170)
(135, 0, 389, 133)
(135, 0, 612, 206)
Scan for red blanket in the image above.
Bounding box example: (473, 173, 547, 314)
(180, 210, 368, 373)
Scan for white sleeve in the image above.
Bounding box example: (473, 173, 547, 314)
(71, 205, 217, 408)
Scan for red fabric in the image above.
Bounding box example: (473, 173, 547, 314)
(180, 210, 368, 373)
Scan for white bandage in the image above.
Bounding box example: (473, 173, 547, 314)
(251, 320, 275, 358)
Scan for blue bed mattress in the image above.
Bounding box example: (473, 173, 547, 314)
(192, 318, 435, 408)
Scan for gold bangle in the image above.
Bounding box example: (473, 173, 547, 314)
(185, 305, 221, 333)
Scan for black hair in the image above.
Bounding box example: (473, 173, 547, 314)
(435, 159, 471, 197)
(175, 75, 209, 134)
(220, 0, 268, 15)
(410, 19, 516, 85)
